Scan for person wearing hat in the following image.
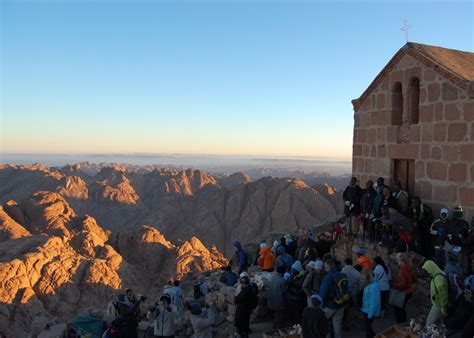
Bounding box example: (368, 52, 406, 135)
(302, 294, 331, 338)
(274, 245, 294, 274)
(343, 177, 362, 237)
(431, 208, 450, 269)
(146, 294, 178, 338)
(447, 205, 470, 247)
(189, 302, 216, 338)
(257, 243, 276, 272)
(355, 247, 373, 270)
(287, 261, 307, 325)
(234, 274, 258, 338)
(303, 260, 326, 305)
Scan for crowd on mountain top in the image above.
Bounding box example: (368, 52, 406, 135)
(100, 177, 474, 338)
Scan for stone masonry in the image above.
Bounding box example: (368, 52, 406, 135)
(351, 43, 474, 220)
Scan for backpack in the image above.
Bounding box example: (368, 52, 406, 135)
(330, 274, 351, 305)
(249, 283, 259, 310)
(434, 272, 464, 309)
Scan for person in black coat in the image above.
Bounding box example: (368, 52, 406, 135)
(302, 294, 331, 338)
(343, 177, 362, 236)
(234, 275, 258, 338)
(361, 180, 377, 241)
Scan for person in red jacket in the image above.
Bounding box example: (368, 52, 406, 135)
(392, 253, 417, 323)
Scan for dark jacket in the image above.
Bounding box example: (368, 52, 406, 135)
(448, 219, 470, 246)
(319, 268, 348, 309)
(220, 271, 237, 286)
(303, 270, 325, 296)
(393, 190, 409, 216)
(302, 306, 330, 338)
(361, 187, 376, 216)
(233, 241, 248, 273)
(234, 285, 257, 331)
(288, 273, 307, 304)
(343, 185, 362, 216)
(268, 272, 287, 311)
(275, 246, 294, 273)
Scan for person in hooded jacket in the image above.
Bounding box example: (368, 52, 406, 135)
(355, 247, 373, 270)
(373, 256, 391, 317)
(287, 261, 307, 325)
(258, 244, 276, 272)
(233, 241, 248, 275)
(146, 294, 178, 338)
(303, 260, 325, 302)
(220, 266, 238, 286)
(360, 269, 381, 338)
(189, 303, 216, 338)
(234, 275, 258, 338)
(274, 245, 294, 273)
(422, 260, 449, 326)
(431, 208, 450, 269)
(302, 294, 331, 338)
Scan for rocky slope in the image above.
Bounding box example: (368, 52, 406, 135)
(0, 164, 341, 256)
(0, 191, 226, 337)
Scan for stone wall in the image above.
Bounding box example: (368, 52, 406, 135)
(352, 53, 474, 221)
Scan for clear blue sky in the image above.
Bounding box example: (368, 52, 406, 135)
(1, 0, 472, 159)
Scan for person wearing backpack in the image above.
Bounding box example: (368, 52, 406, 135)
(287, 261, 308, 325)
(422, 260, 449, 326)
(361, 268, 381, 338)
(319, 259, 350, 338)
(234, 274, 258, 338)
(233, 241, 249, 275)
(257, 244, 276, 272)
(146, 294, 178, 338)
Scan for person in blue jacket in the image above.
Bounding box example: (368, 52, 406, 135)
(318, 259, 348, 338)
(361, 268, 381, 338)
(233, 241, 248, 274)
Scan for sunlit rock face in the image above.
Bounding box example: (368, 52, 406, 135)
(0, 163, 342, 336)
(0, 194, 227, 337)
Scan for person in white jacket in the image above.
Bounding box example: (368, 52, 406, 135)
(189, 303, 216, 338)
(146, 294, 178, 338)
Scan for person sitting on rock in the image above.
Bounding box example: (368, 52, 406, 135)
(274, 245, 294, 274)
(188, 302, 216, 338)
(220, 265, 238, 286)
(234, 274, 258, 338)
(146, 294, 178, 338)
(257, 243, 276, 272)
(302, 294, 330, 338)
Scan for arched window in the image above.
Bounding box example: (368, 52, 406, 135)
(408, 77, 420, 124)
(392, 82, 403, 126)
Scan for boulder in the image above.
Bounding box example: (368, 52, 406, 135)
(30, 316, 49, 336)
(37, 323, 67, 338)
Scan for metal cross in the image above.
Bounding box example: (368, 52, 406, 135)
(401, 19, 411, 43)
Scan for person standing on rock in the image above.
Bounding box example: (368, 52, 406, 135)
(422, 260, 449, 326)
(234, 274, 258, 338)
(360, 180, 376, 242)
(268, 265, 288, 329)
(302, 294, 331, 338)
(360, 268, 381, 338)
(274, 245, 294, 273)
(392, 253, 417, 324)
(287, 261, 308, 325)
(319, 259, 349, 338)
(431, 208, 450, 269)
(188, 303, 216, 338)
(343, 177, 362, 238)
(233, 241, 249, 275)
(147, 294, 178, 338)
(410, 197, 434, 257)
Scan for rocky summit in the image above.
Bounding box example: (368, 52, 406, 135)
(0, 163, 342, 336)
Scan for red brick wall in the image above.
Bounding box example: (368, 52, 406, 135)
(352, 54, 474, 221)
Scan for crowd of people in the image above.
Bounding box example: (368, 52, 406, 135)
(102, 177, 474, 338)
